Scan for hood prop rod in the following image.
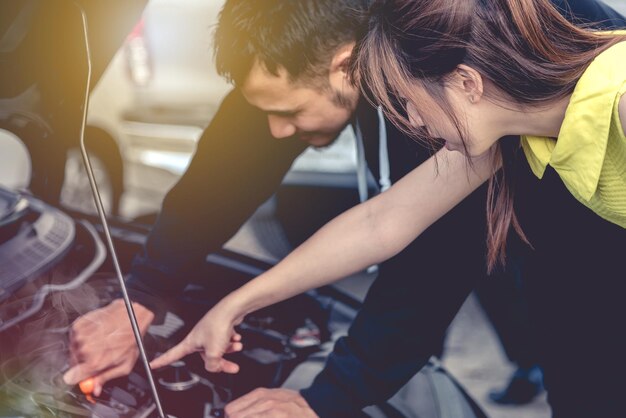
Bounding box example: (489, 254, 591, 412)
(75, 4, 166, 417)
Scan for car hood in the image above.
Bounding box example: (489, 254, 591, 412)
(0, 0, 148, 139)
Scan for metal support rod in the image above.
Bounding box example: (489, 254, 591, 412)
(75, 5, 166, 417)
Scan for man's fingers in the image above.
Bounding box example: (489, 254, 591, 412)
(227, 399, 278, 418)
(92, 364, 132, 397)
(63, 363, 95, 386)
(225, 388, 267, 415)
(250, 411, 279, 418)
(68, 345, 83, 365)
(150, 340, 194, 369)
(225, 389, 316, 418)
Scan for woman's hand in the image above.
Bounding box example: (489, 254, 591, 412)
(150, 301, 244, 373)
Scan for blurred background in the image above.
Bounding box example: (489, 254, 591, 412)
(3, 0, 626, 241)
(1, 1, 625, 417)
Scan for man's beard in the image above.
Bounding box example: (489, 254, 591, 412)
(300, 86, 356, 148)
(331, 88, 356, 110)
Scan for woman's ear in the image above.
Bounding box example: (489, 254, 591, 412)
(455, 64, 484, 104)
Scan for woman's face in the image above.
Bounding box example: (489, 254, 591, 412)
(405, 69, 500, 157)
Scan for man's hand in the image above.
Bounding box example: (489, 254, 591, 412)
(225, 388, 318, 418)
(63, 299, 155, 396)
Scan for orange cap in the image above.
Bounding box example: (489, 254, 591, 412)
(79, 378, 95, 395)
(79, 378, 96, 403)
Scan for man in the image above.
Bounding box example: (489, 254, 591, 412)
(64, 0, 626, 416)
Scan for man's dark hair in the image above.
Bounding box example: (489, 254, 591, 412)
(214, 0, 371, 86)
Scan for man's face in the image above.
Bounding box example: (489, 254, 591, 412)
(241, 60, 359, 148)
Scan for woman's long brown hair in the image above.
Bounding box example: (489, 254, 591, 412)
(352, 0, 626, 272)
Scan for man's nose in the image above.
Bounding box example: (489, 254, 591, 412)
(268, 115, 297, 139)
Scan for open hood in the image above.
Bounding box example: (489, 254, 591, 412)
(0, 0, 148, 141)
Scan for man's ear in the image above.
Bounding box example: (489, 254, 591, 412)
(329, 42, 356, 83)
(455, 64, 484, 104)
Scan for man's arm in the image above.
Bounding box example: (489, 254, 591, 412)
(64, 89, 306, 390)
(126, 89, 307, 313)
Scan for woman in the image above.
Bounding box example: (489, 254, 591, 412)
(351, 3, 626, 414)
(152, 0, 626, 415)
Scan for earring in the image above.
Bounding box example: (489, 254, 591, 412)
(469, 95, 475, 104)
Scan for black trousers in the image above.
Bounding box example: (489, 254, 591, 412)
(513, 150, 626, 417)
(474, 254, 540, 370)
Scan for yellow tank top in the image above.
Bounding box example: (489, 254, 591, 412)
(521, 40, 626, 228)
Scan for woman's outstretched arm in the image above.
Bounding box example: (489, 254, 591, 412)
(150, 147, 496, 372)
